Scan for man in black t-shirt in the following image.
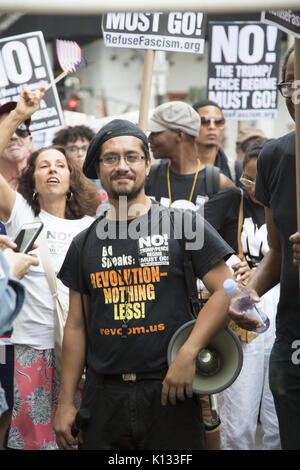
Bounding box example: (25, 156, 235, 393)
(54, 119, 234, 450)
(229, 45, 300, 450)
(146, 101, 234, 209)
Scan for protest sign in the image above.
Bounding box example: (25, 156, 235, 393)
(102, 12, 207, 54)
(102, 11, 207, 131)
(261, 10, 300, 39)
(0, 31, 64, 133)
(207, 22, 281, 120)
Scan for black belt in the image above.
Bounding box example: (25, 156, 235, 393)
(100, 369, 167, 383)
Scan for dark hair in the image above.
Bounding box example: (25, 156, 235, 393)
(192, 99, 223, 114)
(52, 125, 95, 146)
(141, 142, 150, 162)
(243, 138, 269, 169)
(18, 146, 101, 219)
(281, 45, 294, 82)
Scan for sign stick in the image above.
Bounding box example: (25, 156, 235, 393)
(45, 70, 69, 91)
(138, 49, 155, 132)
(294, 38, 300, 290)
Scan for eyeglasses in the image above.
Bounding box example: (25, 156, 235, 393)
(66, 144, 89, 155)
(240, 176, 255, 188)
(15, 125, 30, 138)
(277, 81, 297, 98)
(99, 153, 146, 167)
(200, 116, 225, 128)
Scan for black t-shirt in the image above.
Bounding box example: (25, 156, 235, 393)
(234, 160, 243, 186)
(204, 186, 265, 265)
(241, 192, 266, 268)
(146, 160, 224, 208)
(215, 147, 232, 181)
(58, 202, 233, 374)
(255, 131, 300, 340)
(146, 160, 207, 206)
(204, 186, 241, 251)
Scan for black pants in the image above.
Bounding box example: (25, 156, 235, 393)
(79, 369, 206, 450)
(269, 338, 300, 450)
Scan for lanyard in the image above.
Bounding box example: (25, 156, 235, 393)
(166, 159, 201, 205)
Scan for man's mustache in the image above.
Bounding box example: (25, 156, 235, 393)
(111, 172, 135, 181)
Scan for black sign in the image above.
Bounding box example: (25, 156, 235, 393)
(207, 22, 281, 120)
(261, 10, 300, 39)
(0, 31, 64, 133)
(102, 12, 207, 54)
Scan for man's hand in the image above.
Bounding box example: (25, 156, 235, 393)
(232, 260, 253, 285)
(228, 287, 261, 331)
(161, 348, 195, 406)
(13, 87, 45, 123)
(0, 234, 17, 251)
(289, 232, 300, 265)
(54, 403, 79, 450)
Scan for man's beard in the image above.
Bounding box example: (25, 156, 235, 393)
(108, 173, 146, 201)
(204, 141, 217, 148)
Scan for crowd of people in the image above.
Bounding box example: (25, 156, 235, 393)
(0, 43, 299, 451)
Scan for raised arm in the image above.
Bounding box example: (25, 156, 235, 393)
(0, 88, 45, 222)
(0, 88, 45, 157)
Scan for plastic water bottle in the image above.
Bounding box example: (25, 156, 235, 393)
(223, 278, 270, 334)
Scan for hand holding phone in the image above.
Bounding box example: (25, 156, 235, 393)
(3, 249, 39, 279)
(13, 221, 44, 254)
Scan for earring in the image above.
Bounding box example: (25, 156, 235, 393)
(32, 192, 38, 201)
(66, 191, 73, 200)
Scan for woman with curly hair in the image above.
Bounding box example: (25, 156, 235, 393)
(0, 100, 101, 450)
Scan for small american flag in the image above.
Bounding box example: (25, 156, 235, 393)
(56, 39, 87, 73)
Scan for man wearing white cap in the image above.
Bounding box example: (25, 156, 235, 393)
(146, 101, 234, 211)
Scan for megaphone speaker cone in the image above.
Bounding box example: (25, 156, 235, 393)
(196, 348, 222, 376)
(167, 320, 243, 395)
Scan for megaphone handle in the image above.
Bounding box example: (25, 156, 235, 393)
(203, 394, 221, 431)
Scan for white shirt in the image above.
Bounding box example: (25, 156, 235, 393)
(4, 192, 94, 350)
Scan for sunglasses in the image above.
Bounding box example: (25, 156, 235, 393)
(15, 125, 30, 138)
(200, 116, 225, 128)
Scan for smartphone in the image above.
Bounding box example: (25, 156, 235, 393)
(13, 221, 44, 253)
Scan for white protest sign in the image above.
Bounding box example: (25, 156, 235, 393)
(102, 12, 207, 54)
(207, 22, 281, 120)
(0, 31, 64, 133)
